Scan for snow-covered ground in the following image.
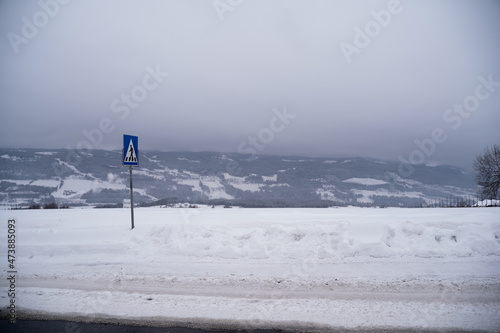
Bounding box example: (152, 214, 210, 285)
(1, 207, 499, 331)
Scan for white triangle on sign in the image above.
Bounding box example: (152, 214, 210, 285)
(124, 139, 137, 163)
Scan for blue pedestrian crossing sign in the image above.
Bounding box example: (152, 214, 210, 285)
(123, 134, 139, 167)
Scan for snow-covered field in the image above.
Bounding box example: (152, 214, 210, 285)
(1, 207, 499, 331)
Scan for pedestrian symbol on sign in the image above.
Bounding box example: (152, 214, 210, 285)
(124, 140, 137, 163)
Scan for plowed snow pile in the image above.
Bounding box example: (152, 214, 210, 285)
(1, 207, 499, 331)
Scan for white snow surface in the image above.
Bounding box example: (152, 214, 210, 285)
(343, 178, 388, 186)
(1, 207, 499, 331)
(175, 176, 234, 200)
(262, 175, 278, 182)
(1, 154, 22, 162)
(35, 152, 57, 155)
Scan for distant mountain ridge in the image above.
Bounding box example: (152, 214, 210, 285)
(0, 149, 477, 208)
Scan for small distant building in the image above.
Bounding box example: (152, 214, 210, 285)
(123, 199, 131, 208)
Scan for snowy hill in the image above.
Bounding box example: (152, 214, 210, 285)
(0, 149, 477, 208)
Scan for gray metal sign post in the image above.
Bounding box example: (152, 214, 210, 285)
(129, 166, 135, 229)
(123, 135, 139, 230)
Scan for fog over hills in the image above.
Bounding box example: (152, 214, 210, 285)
(0, 149, 477, 208)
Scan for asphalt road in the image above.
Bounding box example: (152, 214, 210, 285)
(1, 320, 287, 333)
(1, 319, 481, 333)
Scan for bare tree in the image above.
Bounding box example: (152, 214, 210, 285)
(473, 144, 500, 201)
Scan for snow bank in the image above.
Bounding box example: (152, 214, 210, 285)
(127, 209, 499, 262)
(0, 207, 499, 331)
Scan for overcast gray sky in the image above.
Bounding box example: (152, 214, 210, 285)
(1, 0, 499, 170)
